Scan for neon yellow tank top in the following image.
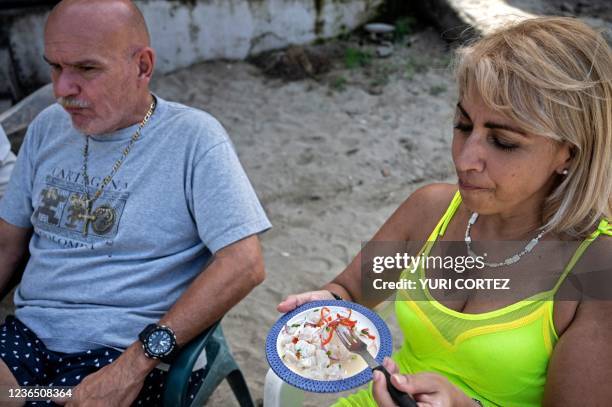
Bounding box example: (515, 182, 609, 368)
(333, 191, 611, 407)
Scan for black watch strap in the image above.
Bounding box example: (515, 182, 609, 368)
(160, 341, 180, 364)
(138, 323, 157, 343)
(328, 290, 343, 301)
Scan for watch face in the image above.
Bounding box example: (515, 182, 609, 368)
(146, 329, 173, 356)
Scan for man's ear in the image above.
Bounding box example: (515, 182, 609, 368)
(135, 47, 155, 82)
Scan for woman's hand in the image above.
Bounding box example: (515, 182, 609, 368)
(277, 290, 336, 313)
(373, 358, 478, 407)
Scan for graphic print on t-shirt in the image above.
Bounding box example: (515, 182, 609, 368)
(32, 172, 128, 246)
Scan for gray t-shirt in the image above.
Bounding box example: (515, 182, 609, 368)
(0, 96, 271, 353)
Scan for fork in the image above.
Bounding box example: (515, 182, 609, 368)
(336, 326, 417, 407)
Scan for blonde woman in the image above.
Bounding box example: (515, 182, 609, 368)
(278, 17, 612, 406)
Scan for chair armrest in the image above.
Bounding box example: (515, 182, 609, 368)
(163, 320, 221, 407)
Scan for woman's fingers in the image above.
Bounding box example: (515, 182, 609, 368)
(276, 290, 333, 312)
(382, 357, 399, 374)
(413, 393, 437, 405)
(390, 372, 443, 396)
(277, 294, 300, 312)
(372, 369, 397, 407)
(373, 358, 407, 407)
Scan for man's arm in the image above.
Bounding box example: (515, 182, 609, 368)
(64, 234, 265, 406)
(159, 234, 265, 346)
(125, 234, 265, 376)
(0, 218, 31, 296)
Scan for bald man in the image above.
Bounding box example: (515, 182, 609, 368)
(0, 0, 270, 405)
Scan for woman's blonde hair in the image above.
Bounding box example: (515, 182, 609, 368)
(454, 17, 612, 238)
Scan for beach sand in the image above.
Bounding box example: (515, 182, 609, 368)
(150, 26, 457, 406)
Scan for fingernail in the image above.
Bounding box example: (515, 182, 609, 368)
(382, 357, 390, 367)
(392, 374, 406, 385)
(373, 371, 381, 382)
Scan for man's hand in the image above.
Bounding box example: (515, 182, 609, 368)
(54, 343, 157, 407)
(372, 357, 478, 407)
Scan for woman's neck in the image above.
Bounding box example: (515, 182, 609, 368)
(472, 195, 547, 240)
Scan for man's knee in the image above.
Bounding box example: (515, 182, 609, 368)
(0, 358, 23, 406)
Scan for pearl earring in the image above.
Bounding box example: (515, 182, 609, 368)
(562, 169, 569, 175)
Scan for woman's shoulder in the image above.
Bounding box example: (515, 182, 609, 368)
(389, 183, 459, 241)
(407, 182, 458, 205)
(574, 231, 612, 277)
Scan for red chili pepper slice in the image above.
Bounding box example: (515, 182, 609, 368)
(360, 328, 376, 340)
(321, 328, 335, 345)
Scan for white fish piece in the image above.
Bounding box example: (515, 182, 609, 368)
(298, 356, 315, 369)
(315, 349, 330, 370)
(283, 349, 299, 364)
(282, 342, 295, 355)
(305, 310, 320, 324)
(326, 336, 351, 360)
(279, 334, 294, 347)
(295, 340, 316, 358)
(285, 324, 298, 336)
(325, 362, 343, 379)
(297, 326, 319, 342)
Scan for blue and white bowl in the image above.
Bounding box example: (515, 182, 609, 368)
(266, 300, 393, 393)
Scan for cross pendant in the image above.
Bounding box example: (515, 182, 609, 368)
(79, 199, 96, 236)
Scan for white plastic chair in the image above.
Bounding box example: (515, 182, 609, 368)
(264, 368, 304, 407)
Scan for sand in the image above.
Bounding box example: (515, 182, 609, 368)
(150, 26, 458, 406)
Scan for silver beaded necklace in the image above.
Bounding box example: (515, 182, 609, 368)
(464, 212, 545, 267)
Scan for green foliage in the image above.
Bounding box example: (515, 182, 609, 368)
(344, 48, 372, 69)
(330, 76, 348, 92)
(428, 84, 447, 96)
(394, 16, 416, 42)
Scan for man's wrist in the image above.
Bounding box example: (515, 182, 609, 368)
(328, 290, 343, 301)
(323, 282, 352, 302)
(123, 342, 159, 376)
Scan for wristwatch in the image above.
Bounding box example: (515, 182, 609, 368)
(138, 323, 179, 363)
(328, 290, 344, 301)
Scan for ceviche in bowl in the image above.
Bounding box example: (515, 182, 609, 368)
(277, 305, 380, 380)
(266, 300, 393, 392)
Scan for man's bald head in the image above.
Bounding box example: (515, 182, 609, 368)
(44, 0, 156, 135)
(46, 0, 150, 54)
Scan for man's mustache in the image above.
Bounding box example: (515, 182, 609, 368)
(57, 97, 90, 109)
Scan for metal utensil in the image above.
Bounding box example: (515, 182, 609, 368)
(336, 326, 417, 407)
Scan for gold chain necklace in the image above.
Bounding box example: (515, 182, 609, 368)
(71, 97, 156, 236)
